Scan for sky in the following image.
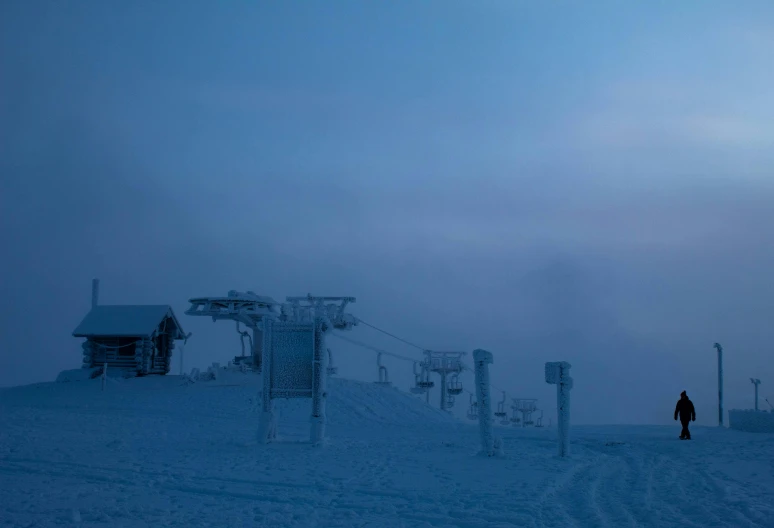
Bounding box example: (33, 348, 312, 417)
(1, 0, 773, 425)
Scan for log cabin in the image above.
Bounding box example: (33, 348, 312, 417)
(73, 294, 186, 376)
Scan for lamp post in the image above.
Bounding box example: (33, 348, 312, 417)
(713, 343, 724, 427)
(750, 378, 761, 411)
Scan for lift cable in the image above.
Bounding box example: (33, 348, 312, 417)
(355, 319, 427, 351)
(330, 332, 421, 363)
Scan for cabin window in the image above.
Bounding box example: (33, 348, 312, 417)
(93, 337, 137, 356)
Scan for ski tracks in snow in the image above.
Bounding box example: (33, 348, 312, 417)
(1, 377, 773, 527)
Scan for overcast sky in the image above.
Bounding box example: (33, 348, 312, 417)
(2, 1, 773, 425)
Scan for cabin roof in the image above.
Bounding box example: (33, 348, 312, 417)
(72, 305, 185, 339)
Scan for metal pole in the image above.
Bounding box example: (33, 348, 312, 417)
(91, 279, 100, 309)
(751, 379, 761, 411)
(473, 349, 494, 456)
(440, 370, 447, 411)
(310, 317, 327, 444)
(252, 326, 263, 372)
(714, 343, 724, 426)
(258, 320, 275, 443)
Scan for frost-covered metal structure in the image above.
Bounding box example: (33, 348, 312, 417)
(545, 361, 573, 457)
(375, 352, 391, 385)
(467, 393, 478, 420)
(423, 350, 465, 412)
(410, 361, 434, 395)
(495, 391, 508, 420)
(258, 294, 356, 445)
(72, 279, 186, 376)
(473, 349, 497, 456)
(185, 291, 280, 370)
(511, 399, 538, 427)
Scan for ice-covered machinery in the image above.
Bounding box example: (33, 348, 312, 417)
(423, 350, 465, 412)
(375, 352, 391, 386)
(411, 362, 434, 394)
(185, 292, 356, 372)
(447, 373, 463, 396)
(467, 393, 479, 421)
(511, 398, 538, 427)
(285, 295, 357, 377)
(284, 295, 357, 330)
(495, 391, 509, 424)
(186, 291, 280, 370)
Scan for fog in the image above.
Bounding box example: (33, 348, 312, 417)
(2, 1, 773, 425)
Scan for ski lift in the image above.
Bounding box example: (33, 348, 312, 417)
(375, 352, 391, 386)
(494, 391, 507, 418)
(447, 394, 455, 408)
(446, 373, 463, 396)
(410, 362, 429, 394)
(327, 348, 337, 376)
(233, 322, 254, 366)
(510, 404, 521, 424)
(467, 394, 478, 420)
(535, 410, 544, 427)
(416, 362, 434, 390)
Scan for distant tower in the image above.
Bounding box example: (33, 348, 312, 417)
(751, 378, 761, 411)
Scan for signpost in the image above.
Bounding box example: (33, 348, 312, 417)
(545, 361, 573, 457)
(259, 317, 328, 445)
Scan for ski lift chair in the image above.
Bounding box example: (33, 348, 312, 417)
(447, 374, 463, 396)
(467, 395, 478, 420)
(494, 391, 508, 418)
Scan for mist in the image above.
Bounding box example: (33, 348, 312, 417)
(2, 1, 773, 426)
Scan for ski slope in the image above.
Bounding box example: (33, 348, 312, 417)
(1, 372, 773, 528)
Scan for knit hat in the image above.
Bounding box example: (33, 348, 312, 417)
(681, 390, 687, 397)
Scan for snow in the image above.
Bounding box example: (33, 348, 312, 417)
(72, 305, 183, 338)
(729, 409, 774, 433)
(55, 367, 101, 383)
(1, 372, 774, 527)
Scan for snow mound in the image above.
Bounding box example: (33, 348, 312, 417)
(729, 409, 774, 433)
(7, 370, 453, 431)
(55, 367, 101, 383)
(2, 373, 774, 527)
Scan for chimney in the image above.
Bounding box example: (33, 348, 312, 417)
(91, 278, 100, 309)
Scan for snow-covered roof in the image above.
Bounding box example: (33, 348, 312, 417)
(72, 305, 185, 339)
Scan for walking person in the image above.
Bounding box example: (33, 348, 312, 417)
(674, 390, 696, 439)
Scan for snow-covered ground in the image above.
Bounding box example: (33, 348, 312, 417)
(1, 372, 773, 528)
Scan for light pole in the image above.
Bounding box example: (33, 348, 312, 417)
(750, 378, 761, 411)
(713, 343, 724, 427)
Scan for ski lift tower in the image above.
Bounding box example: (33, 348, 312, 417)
(185, 291, 281, 371)
(284, 295, 357, 329)
(512, 398, 538, 427)
(423, 350, 465, 412)
(285, 295, 357, 375)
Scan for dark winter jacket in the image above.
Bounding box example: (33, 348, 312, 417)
(674, 396, 696, 422)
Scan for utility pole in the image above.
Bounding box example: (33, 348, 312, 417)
(751, 378, 761, 411)
(714, 343, 724, 427)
